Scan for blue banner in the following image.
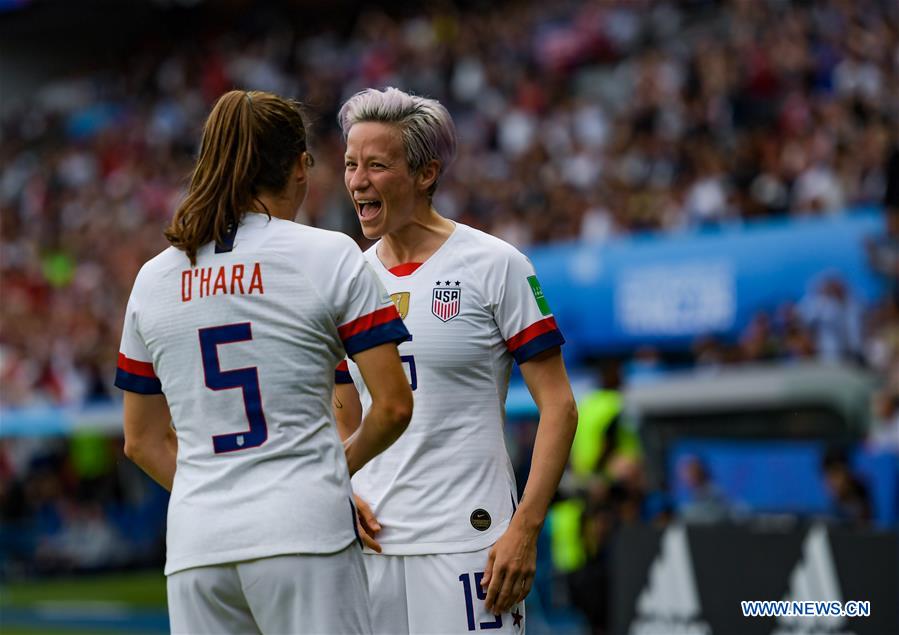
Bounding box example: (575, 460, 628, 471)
(528, 208, 885, 358)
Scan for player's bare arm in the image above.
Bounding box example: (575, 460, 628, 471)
(333, 381, 363, 441)
(482, 347, 578, 614)
(123, 391, 178, 492)
(334, 380, 383, 552)
(343, 341, 413, 476)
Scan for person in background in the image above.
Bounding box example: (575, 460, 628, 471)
(798, 275, 864, 364)
(570, 361, 642, 480)
(866, 212, 899, 304)
(821, 447, 872, 527)
(868, 381, 899, 453)
(550, 360, 643, 581)
(678, 455, 733, 525)
(116, 90, 413, 635)
(565, 495, 615, 635)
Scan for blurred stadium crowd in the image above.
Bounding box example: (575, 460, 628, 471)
(2, 0, 898, 403)
(1, 0, 898, 629)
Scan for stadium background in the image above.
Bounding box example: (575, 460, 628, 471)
(1, 0, 897, 633)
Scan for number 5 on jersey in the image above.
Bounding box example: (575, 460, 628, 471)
(199, 323, 268, 453)
(398, 333, 417, 391)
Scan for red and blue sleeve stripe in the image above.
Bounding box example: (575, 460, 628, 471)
(506, 316, 565, 364)
(114, 353, 163, 394)
(338, 305, 410, 359)
(335, 360, 353, 384)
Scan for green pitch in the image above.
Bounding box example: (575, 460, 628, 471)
(0, 628, 92, 635)
(0, 570, 167, 634)
(1, 571, 167, 606)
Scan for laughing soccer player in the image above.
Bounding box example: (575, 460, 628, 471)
(333, 87, 578, 634)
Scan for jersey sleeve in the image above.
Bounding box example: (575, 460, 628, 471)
(335, 359, 353, 384)
(494, 249, 565, 365)
(114, 286, 162, 395)
(330, 247, 410, 359)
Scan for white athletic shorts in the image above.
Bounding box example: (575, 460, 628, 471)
(363, 545, 526, 634)
(167, 543, 371, 634)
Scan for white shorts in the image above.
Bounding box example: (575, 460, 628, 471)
(167, 544, 372, 635)
(363, 546, 526, 635)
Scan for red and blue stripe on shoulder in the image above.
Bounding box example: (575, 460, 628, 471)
(115, 353, 163, 394)
(338, 305, 410, 359)
(506, 317, 565, 365)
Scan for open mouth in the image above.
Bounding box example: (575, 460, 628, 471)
(356, 199, 383, 220)
(356, 199, 381, 220)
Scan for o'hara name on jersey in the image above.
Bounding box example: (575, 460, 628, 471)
(181, 262, 264, 302)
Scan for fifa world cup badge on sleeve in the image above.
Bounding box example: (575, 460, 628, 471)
(432, 280, 461, 322)
(527, 275, 552, 316)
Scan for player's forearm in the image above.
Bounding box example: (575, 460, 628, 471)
(335, 412, 362, 442)
(333, 385, 363, 441)
(344, 400, 411, 475)
(124, 431, 177, 492)
(515, 397, 578, 532)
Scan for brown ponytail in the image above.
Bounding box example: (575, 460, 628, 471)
(164, 90, 308, 265)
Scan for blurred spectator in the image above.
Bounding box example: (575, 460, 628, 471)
(566, 494, 615, 635)
(867, 211, 899, 304)
(794, 160, 845, 215)
(821, 447, 872, 526)
(692, 335, 730, 371)
(864, 296, 899, 374)
(570, 361, 642, 480)
(868, 383, 899, 453)
(549, 361, 646, 585)
(559, 476, 652, 635)
(798, 275, 864, 364)
(739, 311, 779, 362)
(683, 145, 734, 227)
(678, 455, 733, 524)
(624, 346, 667, 386)
(774, 302, 816, 361)
(867, 137, 899, 303)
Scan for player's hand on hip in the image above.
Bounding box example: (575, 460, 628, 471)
(481, 518, 538, 614)
(354, 493, 382, 553)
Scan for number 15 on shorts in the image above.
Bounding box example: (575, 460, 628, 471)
(458, 572, 502, 631)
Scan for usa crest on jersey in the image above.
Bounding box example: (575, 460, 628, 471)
(432, 284, 461, 322)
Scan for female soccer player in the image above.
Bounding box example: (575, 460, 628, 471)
(115, 90, 413, 635)
(334, 87, 578, 634)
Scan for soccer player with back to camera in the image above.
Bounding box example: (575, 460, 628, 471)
(334, 87, 578, 634)
(115, 90, 413, 635)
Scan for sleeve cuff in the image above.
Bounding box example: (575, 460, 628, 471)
(115, 368, 163, 394)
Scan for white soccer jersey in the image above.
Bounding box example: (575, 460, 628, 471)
(115, 212, 408, 575)
(337, 223, 564, 554)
